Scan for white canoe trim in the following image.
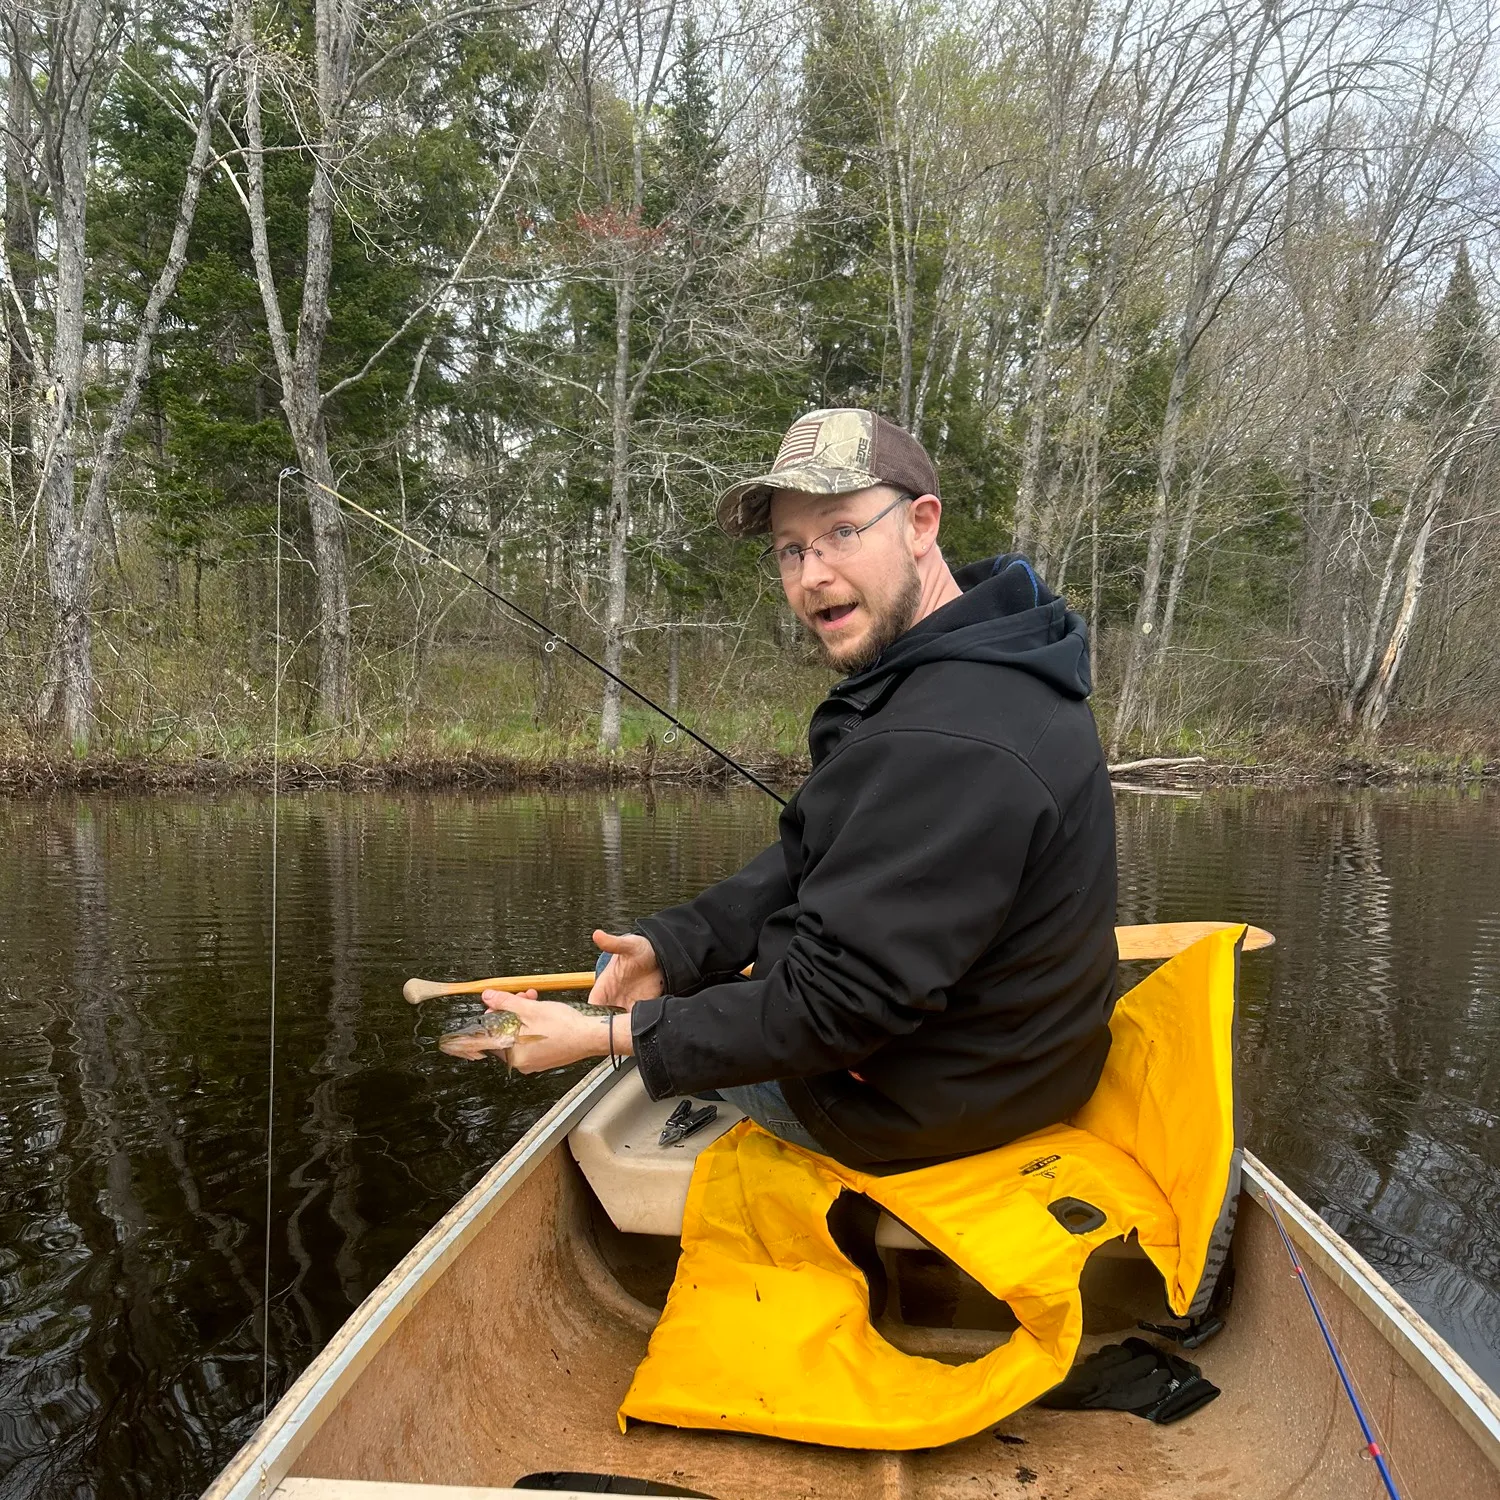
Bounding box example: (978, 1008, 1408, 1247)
(202, 1062, 626, 1500)
(1241, 1151, 1500, 1469)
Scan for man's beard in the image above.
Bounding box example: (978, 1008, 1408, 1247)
(804, 559, 922, 676)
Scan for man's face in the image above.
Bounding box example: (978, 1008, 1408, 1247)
(768, 485, 923, 674)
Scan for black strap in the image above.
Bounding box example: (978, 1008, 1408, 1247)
(514, 1474, 716, 1496)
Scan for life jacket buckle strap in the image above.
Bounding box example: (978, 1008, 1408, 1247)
(1137, 1313, 1225, 1350)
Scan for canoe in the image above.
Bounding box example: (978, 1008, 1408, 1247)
(204, 934, 1500, 1500)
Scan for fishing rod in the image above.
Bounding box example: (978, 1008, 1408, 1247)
(1267, 1198, 1404, 1500)
(285, 468, 788, 807)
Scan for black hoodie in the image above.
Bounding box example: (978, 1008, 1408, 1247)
(630, 556, 1119, 1167)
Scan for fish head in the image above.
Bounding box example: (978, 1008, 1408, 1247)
(438, 1008, 542, 1063)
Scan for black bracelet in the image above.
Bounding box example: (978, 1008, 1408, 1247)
(608, 1012, 619, 1071)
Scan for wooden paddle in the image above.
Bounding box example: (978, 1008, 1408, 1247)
(403, 971, 601, 1004)
(1117, 920, 1274, 961)
(403, 920, 1274, 1004)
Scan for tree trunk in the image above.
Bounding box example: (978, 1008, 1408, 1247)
(1347, 365, 1496, 731)
(600, 260, 635, 752)
(35, 0, 109, 744)
(1104, 0, 1323, 755)
(911, 256, 958, 436)
(1111, 344, 1190, 753)
(292, 19, 351, 725)
(897, 210, 918, 430)
(1013, 185, 1065, 559)
(4, 33, 36, 510)
(34, 28, 229, 744)
(1077, 323, 1113, 692)
(1357, 497, 1438, 735)
(1157, 467, 1205, 655)
(667, 614, 681, 717)
(240, 27, 352, 726)
(296, 420, 350, 724)
(1341, 480, 1417, 724)
(878, 107, 919, 430)
(583, 2, 675, 751)
(1354, 397, 1492, 734)
(1089, 465, 1102, 689)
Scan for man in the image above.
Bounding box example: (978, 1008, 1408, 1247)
(487, 408, 1117, 1167)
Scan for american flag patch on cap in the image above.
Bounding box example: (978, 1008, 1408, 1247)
(773, 419, 822, 470)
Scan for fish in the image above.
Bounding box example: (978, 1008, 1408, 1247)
(438, 1008, 545, 1062)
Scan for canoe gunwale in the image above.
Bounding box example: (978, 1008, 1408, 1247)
(200, 1061, 627, 1500)
(1241, 1151, 1500, 1470)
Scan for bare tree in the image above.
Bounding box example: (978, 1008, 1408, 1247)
(2, 14, 37, 514)
(9, 0, 234, 745)
(542, 0, 795, 750)
(216, 0, 546, 726)
(1110, 0, 1379, 752)
(1353, 361, 1498, 733)
(1272, 2, 1493, 728)
(1007, 0, 1143, 559)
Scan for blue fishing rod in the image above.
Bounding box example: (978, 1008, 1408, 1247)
(1267, 1198, 1403, 1499)
(288, 469, 788, 807)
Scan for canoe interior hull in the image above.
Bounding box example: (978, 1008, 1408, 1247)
(277, 1138, 1497, 1499)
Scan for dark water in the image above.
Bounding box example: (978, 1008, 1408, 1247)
(1, 786, 1498, 1499)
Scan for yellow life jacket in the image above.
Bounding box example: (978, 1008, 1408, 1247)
(618, 926, 1244, 1449)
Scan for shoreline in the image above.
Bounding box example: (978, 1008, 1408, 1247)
(0, 748, 807, 796)
(3, 744, 1498, 795)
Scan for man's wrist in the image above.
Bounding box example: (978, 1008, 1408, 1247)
(634, 917, 692, 997)
(599, 1012, 635, 1060)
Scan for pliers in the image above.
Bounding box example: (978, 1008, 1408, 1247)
(659, 1098, 719, 1146)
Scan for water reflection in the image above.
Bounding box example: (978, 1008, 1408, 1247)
(0, 791, 777, 1500)
(1116, 786, 1500, 1389)
(1, 785, 1498, 1498)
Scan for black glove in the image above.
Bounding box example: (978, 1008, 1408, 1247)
(1038, 1336, 1220, 1424)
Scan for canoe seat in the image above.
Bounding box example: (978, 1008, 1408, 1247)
(567, 927, 1273, 1255)
(568, 1068, 930, 1248)
(570, 1070, 1149, 1262)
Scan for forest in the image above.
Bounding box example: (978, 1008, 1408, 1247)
(0, 0, 1497, 775)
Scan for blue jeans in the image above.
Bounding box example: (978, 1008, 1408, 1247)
(711, 1080, 824, 1152)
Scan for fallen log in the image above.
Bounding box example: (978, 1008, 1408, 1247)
(1106, 755, 1208, 775)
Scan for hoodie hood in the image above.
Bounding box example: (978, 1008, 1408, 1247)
(835, 554, 1093, 703)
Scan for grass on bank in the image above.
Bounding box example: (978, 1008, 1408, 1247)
(0, 631, 832, 787)
(5, 551, 1500, 787)
(7, 677, 1500, 791)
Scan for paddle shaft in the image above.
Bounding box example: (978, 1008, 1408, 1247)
(404, 972, 598, 1004)
(404, 921, 1273, 1003)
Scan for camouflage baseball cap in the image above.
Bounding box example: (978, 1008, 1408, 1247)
(716, 408, 939, 536)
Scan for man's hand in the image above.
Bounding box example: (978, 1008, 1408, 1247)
(480, 988, 629, 1074)
(588, 929, 664, 1012)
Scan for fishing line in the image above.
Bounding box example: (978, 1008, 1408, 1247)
(290, 469, 787, 807)
(261, 470, 288, 1418)
(1267, 1197, 1403, 1500)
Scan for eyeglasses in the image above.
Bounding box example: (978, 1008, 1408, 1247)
(758, 493, 913, 579)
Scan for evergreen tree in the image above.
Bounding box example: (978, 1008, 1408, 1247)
(783, 0, 890, 406)
(1411, 244, 1489, 432)
(664, 18, 725, 193)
